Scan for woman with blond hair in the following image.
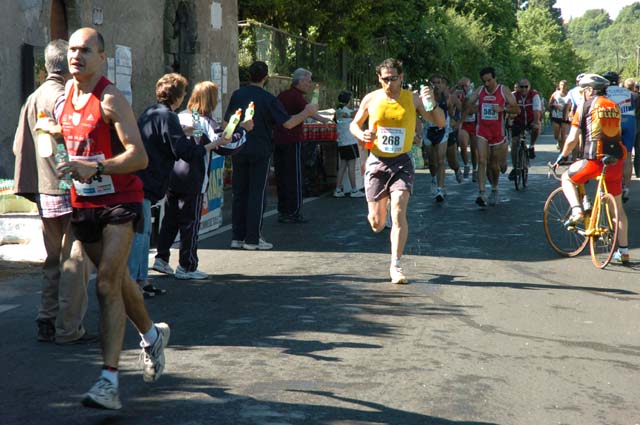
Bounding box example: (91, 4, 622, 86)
(154, 81, 251, 279)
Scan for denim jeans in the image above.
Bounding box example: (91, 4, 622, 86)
(127, 198, 152, 282)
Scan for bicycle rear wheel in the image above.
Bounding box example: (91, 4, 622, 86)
(521, 150, 529, 188)
(543, 187, 588, 256)
(514, 143, 524, 191)
(590, 193, 619, 269)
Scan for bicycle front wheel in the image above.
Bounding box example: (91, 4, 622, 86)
(543, 187, 588, 256)
(589, 193, 619, 269)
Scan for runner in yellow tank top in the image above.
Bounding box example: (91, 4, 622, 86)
(350, 58, 445, 284)
(368, 89, 416, 157)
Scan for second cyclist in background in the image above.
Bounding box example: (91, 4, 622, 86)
(509, 78, 542, 181)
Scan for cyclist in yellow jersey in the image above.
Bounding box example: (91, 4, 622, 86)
(350, 58, 445, 284)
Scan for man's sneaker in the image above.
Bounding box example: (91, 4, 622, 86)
(36, 318, 55, 342)
(434, 187, 445, 203)
(613, 250, 631, 265)
(508, 169, 516, 181)
(472, 169, 478, 182)
(475, 193, 487, 207)
(564, 211, 584, 227)
(528, 146, 536, 159)
(390, 266, 408, 284)
(82, 378, 122, 410)
(152, 258, 174, 275)
(175, 266, 208, 280)
(455, 169, 463, 183)
(278, 213, 309, 223)
(230, 239, 244, 249)
(350, 190, 365, 198)
(463, 164, 471, 178)
(333, 188, 345, 198)
(141, 322, 170, 383)
(243, 238, 273, 250)
(622, 187, 630, 203)
(489, 189, 499, 206)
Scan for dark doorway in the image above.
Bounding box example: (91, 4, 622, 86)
(50, 0, 69, 41)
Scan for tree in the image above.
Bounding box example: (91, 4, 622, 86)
(515, 5, 584, 95)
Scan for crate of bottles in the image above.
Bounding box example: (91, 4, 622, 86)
(303, 123, 337, 142)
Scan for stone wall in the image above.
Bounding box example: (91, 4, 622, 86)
(0, 0, 239, 179)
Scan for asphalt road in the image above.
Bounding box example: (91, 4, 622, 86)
(1, 133, 639, 425)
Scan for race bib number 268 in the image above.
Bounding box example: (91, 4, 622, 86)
(377, 126, 406, 153)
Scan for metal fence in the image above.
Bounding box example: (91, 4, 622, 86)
(238, 20, 388, 107)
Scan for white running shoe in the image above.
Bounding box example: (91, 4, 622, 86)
(390, 265, 408, 284)
(243, 238, 274, 250)
(141, 322, 170, 383)
(82, 378, 122, 410)
(434, 187, 445, 203)
(489, 189, 499, 206)
(455, 169, 463, 183)
(230, 239, 244, 249)
(463, 164, 470, 178)
(333, 188, 345, 198)
(152, 258, 174, 275)
(350, 190, 365, 198)
(174, 266, 208, 280)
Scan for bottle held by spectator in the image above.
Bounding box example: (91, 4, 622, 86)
(191, 109, 204, 143)
(223, 108, 242, 139)
(311, 84, 320, 104)
(244, 101, 255, 122)
(36, 111, 54, 157)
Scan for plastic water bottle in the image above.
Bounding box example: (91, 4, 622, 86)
(55, 143, 72, 190)
(420, 84, 434, 112)
(244, 101, 255, 122)
(191, 109, 203, 141)
(223, 109, 242, 139)
(36, 111, 54, 157)
(311, 84, 320, 104)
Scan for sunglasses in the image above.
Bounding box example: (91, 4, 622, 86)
(380, 76, 399, 83)
(519, 85, 529, 88)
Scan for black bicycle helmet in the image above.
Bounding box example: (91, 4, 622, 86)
(578, 73, 610, 90)
(602, 71, 620, 86)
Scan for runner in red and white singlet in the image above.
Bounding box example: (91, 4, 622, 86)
(464, 67, 518, 207)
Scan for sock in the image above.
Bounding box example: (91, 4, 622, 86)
(140, 323, 158, 348)
(391, 258, 401, 268)
(618, 246, 629, 255)
(101, 366, 119, 387)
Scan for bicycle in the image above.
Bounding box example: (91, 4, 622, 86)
(543, 156, 619, 269)
(512, 129, 530, 191)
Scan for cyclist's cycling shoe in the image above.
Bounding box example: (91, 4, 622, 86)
(564, 212, 584, 227)
(508, 169, 516, 181)
(528, 147, 536, 159)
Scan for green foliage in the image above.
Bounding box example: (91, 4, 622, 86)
(237, 0, 592, 96)
(515, 6, 584, 95)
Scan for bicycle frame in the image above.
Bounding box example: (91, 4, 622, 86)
(543, 157, 619, 268)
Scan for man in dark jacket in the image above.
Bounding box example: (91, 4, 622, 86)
(224, 61, 318, 250)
